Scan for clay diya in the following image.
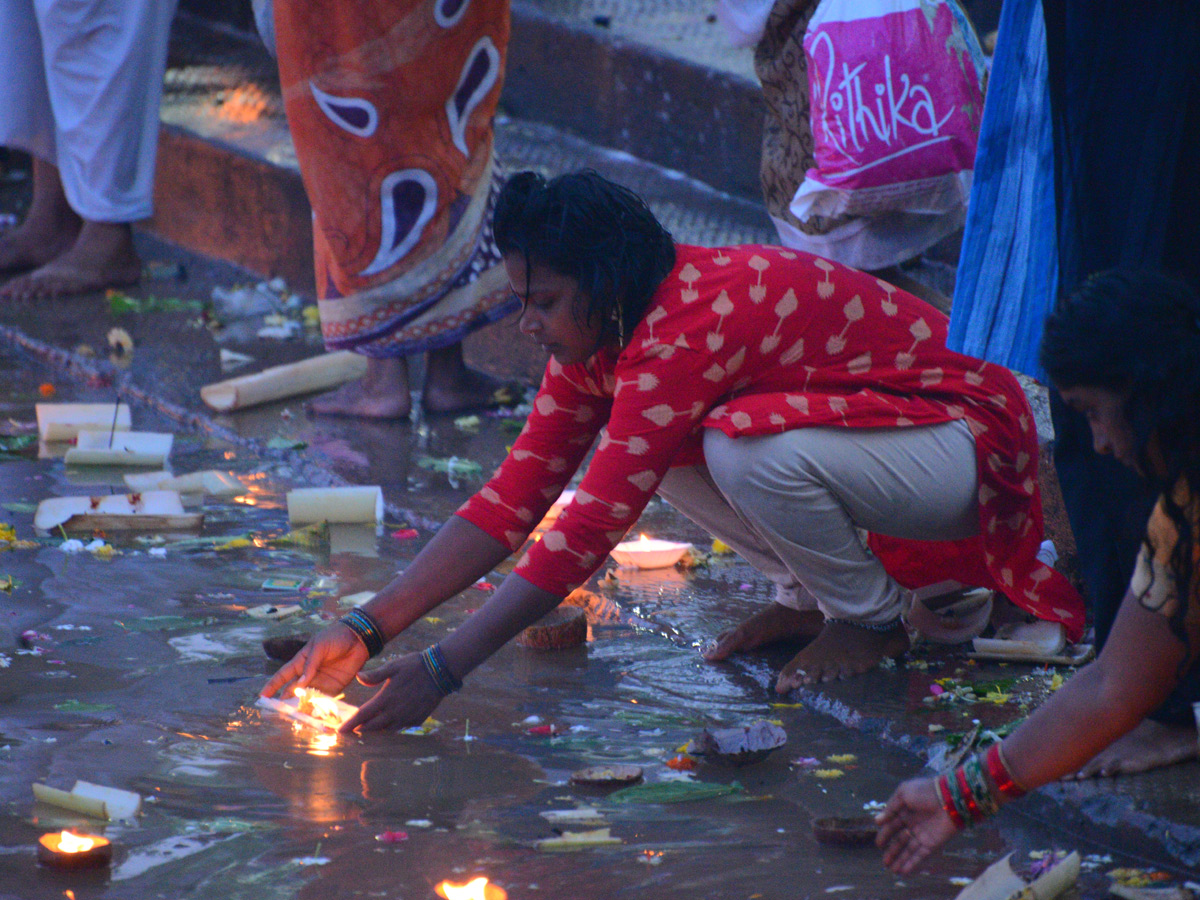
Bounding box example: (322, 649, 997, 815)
(37, 830, 112, 869)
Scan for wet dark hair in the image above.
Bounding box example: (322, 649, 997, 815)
(493, 170, 675, 347)
(1042, 269, 1200, 656)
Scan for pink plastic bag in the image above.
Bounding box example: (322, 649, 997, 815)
(792, 0, 985, 222)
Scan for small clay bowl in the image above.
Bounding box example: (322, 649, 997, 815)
(692, 721, 787, 767)
(812, 816, 879, 846)
(263, 635, 310, 662)
(516, 606, 587, 650)
(569, 764, 644, 787)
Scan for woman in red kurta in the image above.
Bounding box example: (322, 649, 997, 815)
(263, 171, 1082, 732)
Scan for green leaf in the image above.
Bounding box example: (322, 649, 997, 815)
(2, 502, 38, 514)
(266, 437, 307, 451)
(416, 455, 483, 479)
(108, 291, 203, 315)
(115, 615, 215, 632)
(107, 290, 142, 315)
(608, 780, 743, 804)
(53, 700, 115, 713)
(0, 435, 37, 454)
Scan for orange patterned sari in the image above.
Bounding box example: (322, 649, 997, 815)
(274, 0, 517, 356)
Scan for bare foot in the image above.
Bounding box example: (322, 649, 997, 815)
(0, 215, 78, 273)
(775, 620, 909, 690)
(423, 343, 520, 414)
(1064, 719, 1198, 779)
(307, 356, 411, 419)
(0, 221, 140, 300)
(702, 603, 825, 661)
(0, 163, 80, 273)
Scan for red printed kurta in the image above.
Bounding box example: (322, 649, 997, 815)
(458, 245, 1085, 640)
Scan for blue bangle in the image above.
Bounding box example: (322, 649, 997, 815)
(420, 643, 463, 696)
(340, 608, 385, 657)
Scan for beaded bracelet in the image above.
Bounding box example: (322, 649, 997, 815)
(420, 643, 463, 697)
(985, 743, 1027, 800)
(340, 607, 386, 658)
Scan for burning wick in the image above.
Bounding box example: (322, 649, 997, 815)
(435, 876, 507, 900)
(37, 830, 112, 869)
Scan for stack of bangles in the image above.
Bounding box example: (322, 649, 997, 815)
(937, 744, 1027, 830)
(420, 643, 463, 697)
(340, 607, 386, 658)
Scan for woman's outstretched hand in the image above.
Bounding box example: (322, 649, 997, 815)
(340, 653, 443, 733)
(261, 622, 369, 702)
(876, 776, 958, 874)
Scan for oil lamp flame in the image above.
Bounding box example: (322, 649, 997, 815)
(58, 831, 95, 853)
(435, 876, 507, 900)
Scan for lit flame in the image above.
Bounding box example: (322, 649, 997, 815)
(294, 687, 352, 729)
(58, 831, 95, 853)
(435, 877, 507, 900)
(639, 533, 650, 543)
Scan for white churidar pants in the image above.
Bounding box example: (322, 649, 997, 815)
(657, 421, 980, 626)
(0, 0, 177, 222)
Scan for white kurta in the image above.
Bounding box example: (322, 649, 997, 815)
(0, 0, 177, 222)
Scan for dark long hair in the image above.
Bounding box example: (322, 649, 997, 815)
(1041, 269, 1200, 654)
(493, 170, 676, 347)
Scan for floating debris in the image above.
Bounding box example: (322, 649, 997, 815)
(691, 720, 787, 767)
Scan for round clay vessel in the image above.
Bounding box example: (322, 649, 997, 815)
(516, 606, 587, 650)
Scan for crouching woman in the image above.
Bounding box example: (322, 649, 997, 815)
(262, 170, 1080, 731)
(877, 270, 1200, 874)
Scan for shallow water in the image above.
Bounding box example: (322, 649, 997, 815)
(0, 349, 1160, 900)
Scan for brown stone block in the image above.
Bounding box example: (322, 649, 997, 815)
(147, 125, 315, 294)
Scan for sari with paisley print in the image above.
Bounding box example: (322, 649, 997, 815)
(274, 0, 517, 357)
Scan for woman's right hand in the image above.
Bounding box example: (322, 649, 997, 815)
(260, 622, 369, 700)
(876, 776, 959, 874)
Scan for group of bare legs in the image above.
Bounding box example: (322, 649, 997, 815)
(0, 157, 505, 419)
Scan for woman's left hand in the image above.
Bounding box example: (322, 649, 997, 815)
(338, 653, 443, 733)
(876, 776, 959, 874)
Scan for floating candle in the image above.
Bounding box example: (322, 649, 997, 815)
(609, 534, 690, 570)
(257, 688, 358, 732)
(435, 876, 507, 900)
(534, 489, 575, 532)
(37, 830, 112, 869)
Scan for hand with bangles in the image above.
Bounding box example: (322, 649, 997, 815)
(261, 619, 369, 703)
(877, 744, 1025, 873)
(262, 607, 465, 734)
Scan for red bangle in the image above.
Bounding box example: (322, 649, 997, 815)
(985, 744, 1027, 799)
(955, 767, 983, 822)
(936, 775, 966, 830)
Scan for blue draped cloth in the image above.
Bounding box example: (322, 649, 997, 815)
(946, 0, 1055, 381)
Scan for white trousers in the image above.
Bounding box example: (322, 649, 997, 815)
(657, 422, 979, 626)
(0, 0, 177, 222)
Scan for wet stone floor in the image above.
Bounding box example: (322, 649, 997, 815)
(0, 343, 1180, 900)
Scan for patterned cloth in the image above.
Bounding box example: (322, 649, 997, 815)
(274, 0, 518, 356)
(458, 244, 1085, 639)
(1132, 484, 1200, 651)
